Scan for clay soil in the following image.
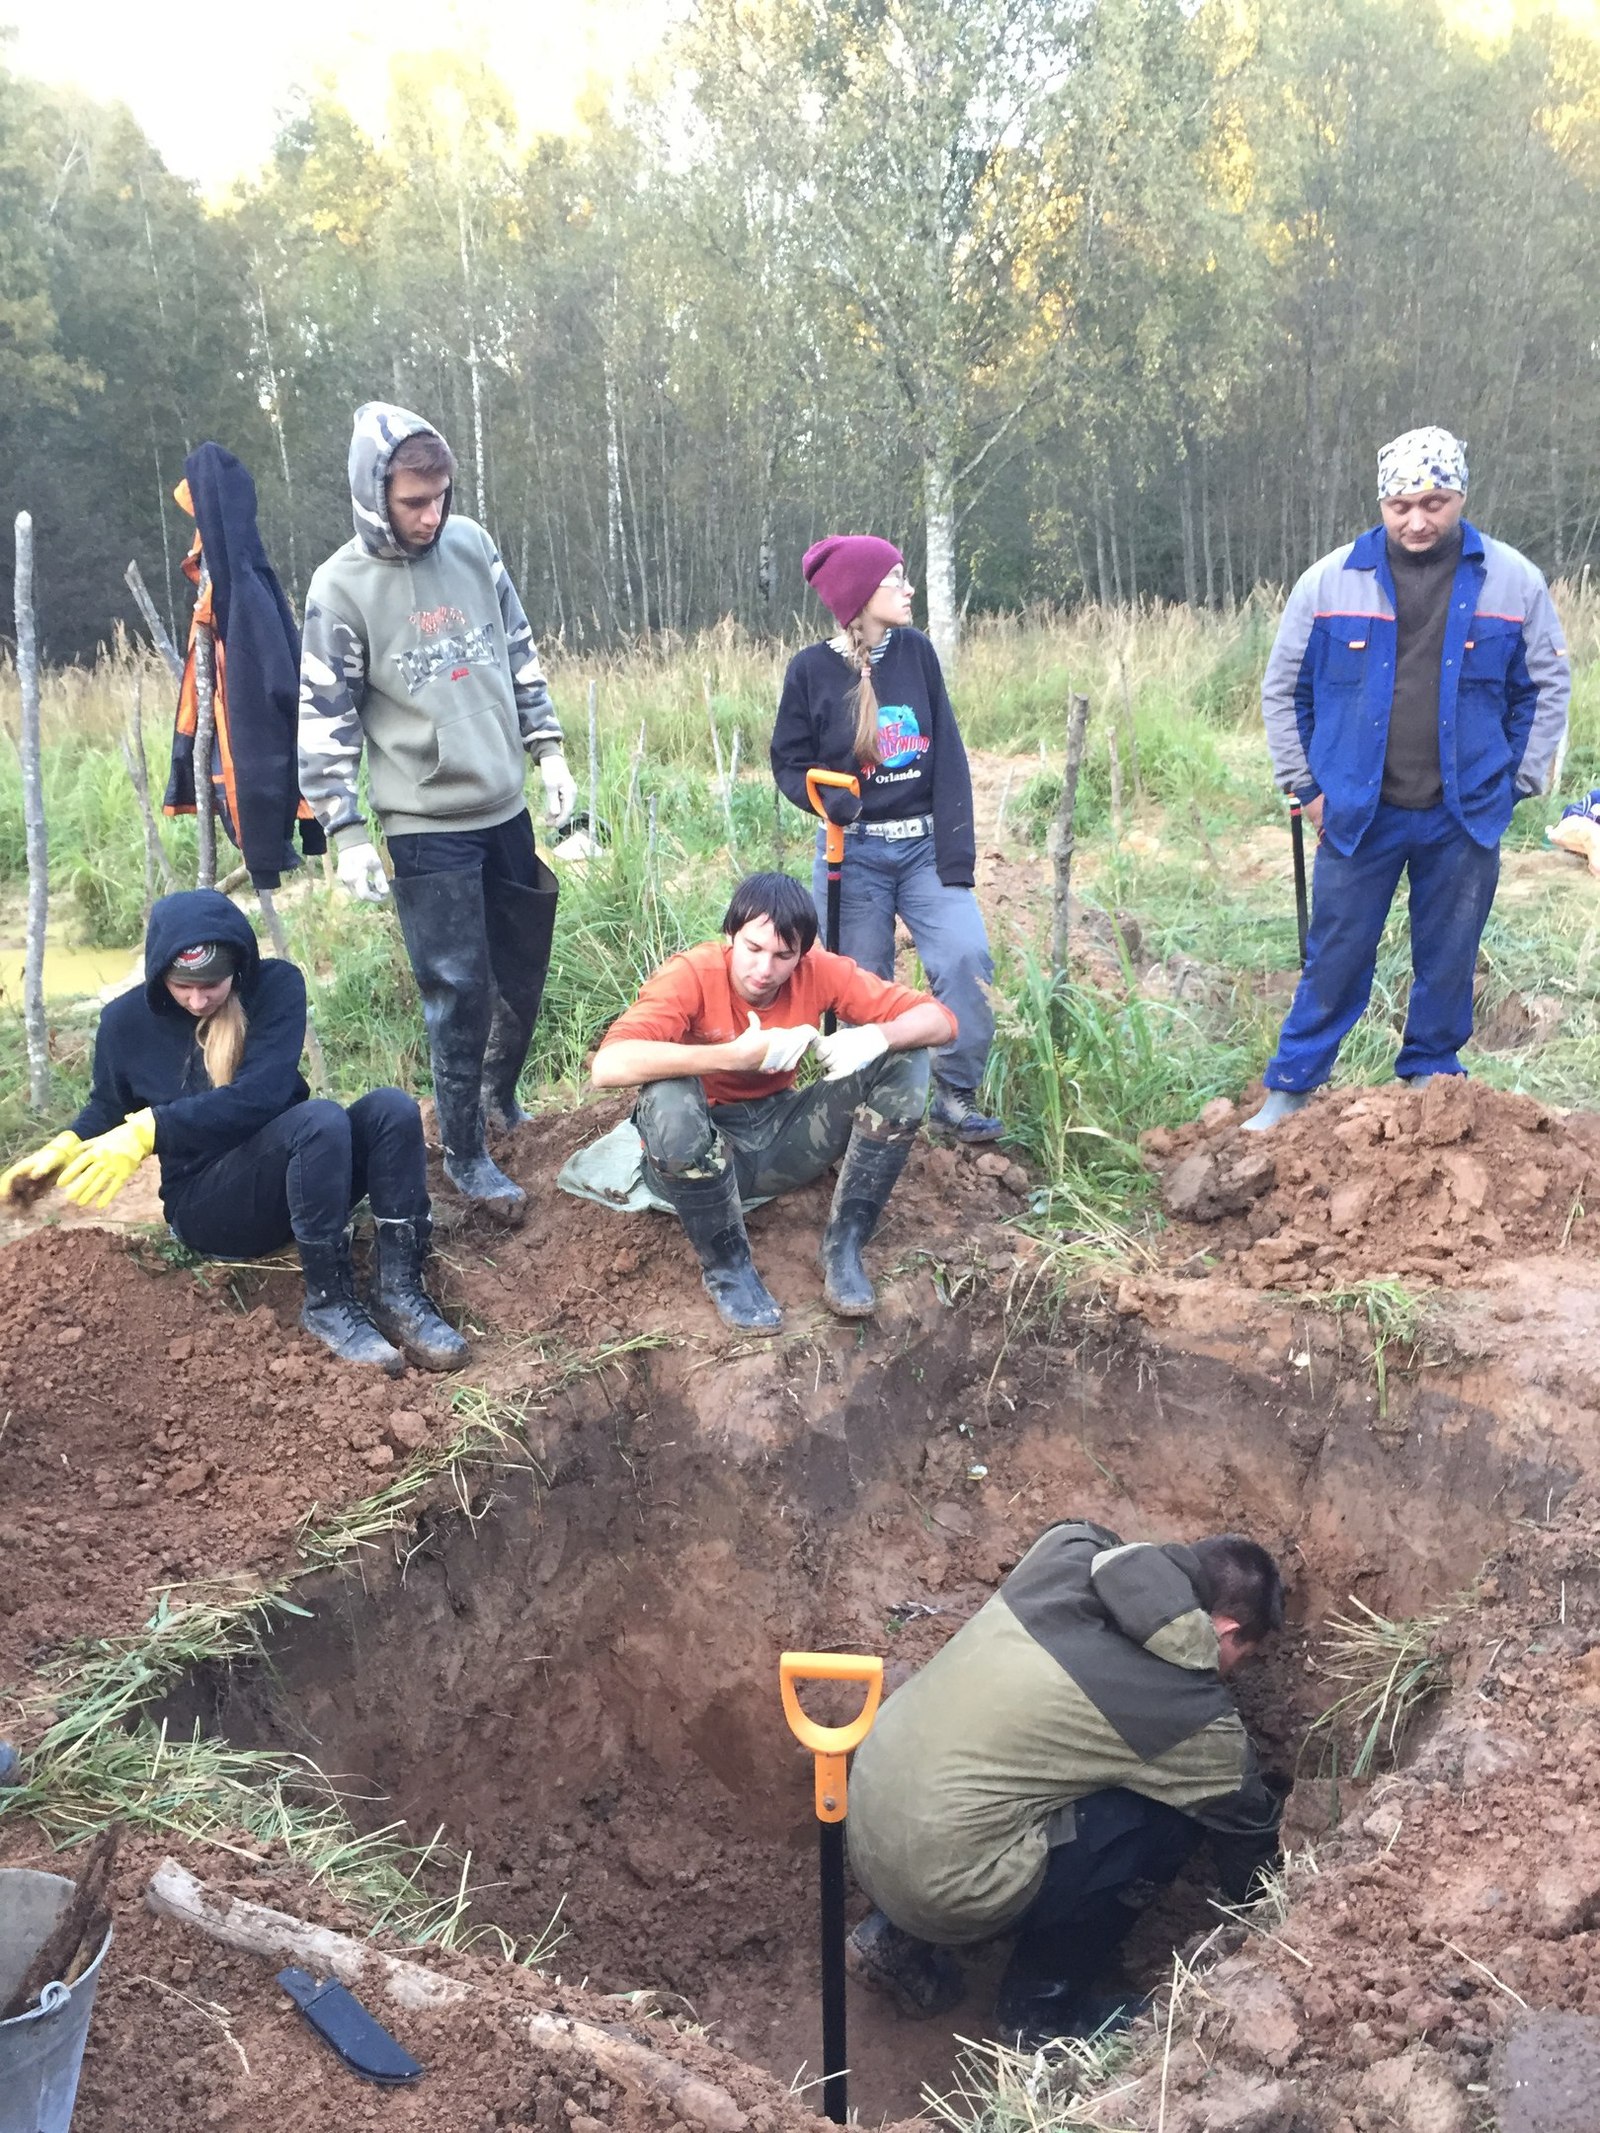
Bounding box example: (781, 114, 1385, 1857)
(9, 1054, 1600, 2129)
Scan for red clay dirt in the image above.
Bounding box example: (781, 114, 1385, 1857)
(1146, 1073, 1600, 1288)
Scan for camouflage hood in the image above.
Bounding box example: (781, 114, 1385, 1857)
(348, 401, 453, 561)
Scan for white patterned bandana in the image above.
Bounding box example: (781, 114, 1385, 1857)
(1377, 426, 1468, 500)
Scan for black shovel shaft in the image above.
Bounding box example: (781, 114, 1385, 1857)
(819, 1818, 848, 2123)
(1289, 799, 1310, 970)
(822, 866, 843, 1036)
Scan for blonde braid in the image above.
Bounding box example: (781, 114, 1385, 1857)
(198, 992, 249, 1088)
(838, 620, 883, 769)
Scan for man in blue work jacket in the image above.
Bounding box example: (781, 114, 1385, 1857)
(1245, 426, 1570, 1132)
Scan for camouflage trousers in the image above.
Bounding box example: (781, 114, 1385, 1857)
(635, 1048, 930, 1203)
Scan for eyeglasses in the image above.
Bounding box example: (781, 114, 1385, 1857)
(880, 569, 913, 590)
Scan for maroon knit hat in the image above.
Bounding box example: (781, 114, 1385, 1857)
(801, 535, 905, 629)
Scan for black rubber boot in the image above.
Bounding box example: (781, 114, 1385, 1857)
(391, 868, 526, 1225)
(819, 1127, 914, 1318)
(298, 1236, 405, 1375)
(370, 1217, 470, 1372)
(846, 1911, 965, 2020)
(655, 1163, 783, 1332)
(481, 863, 559, 1133)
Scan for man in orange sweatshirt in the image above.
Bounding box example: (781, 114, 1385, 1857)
(593, 871, 954, 1331)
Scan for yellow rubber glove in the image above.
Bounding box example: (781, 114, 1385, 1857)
(57, 1110, 157, 1211)
(0, 1130, 83, 1208)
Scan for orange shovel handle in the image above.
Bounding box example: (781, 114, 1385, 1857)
(780, 1651, 883, 1823)
(805, 770, 862, 866)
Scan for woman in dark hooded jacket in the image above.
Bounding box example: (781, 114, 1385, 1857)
(0, 888, 465, 1375)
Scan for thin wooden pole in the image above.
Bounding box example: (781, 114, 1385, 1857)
(1107, 724, 1123, 847)
(586, 677, 599, 824)
(192, 610, 218, 888)
(256, 888, 328, 1093)
(13, 511, 50, 1110)
(1049, 693, 1091, 981)
(120, 669, 179, 908)
(125, 558, 185, 685)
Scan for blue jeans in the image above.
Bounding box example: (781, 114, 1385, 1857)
(1265, 803, 1501, 1092)
(812, 828, 994, 1093)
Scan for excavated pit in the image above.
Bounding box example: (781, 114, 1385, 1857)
(168, 1287, 1577, 2121)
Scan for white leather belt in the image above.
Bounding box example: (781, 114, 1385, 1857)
(846, 814, 934, 841)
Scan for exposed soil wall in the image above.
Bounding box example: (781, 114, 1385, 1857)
(174, 1285, 1577, 2121)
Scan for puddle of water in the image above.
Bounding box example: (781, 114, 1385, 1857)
(0, 941, 140, 1003)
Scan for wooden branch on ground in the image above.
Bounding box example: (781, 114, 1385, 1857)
(124, 559, 185, 685)
(13, 511, 50, 1111)
(1049, 692, 1091, 981)
(145, 1859, 748, 2130)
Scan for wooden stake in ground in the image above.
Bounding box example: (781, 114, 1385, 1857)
(1107, 723, 1124, 847)
(125, 559, 186, 686)
(192, 609, 218, 889)
(256, 888, 329, 1093)
(1049, 692, 1092, 980)
(120, 669, 180, 914)
(12, 511, 50, 1111)
(703, 670, 739, 864)
(146, 1858, 748, 2131)
(586, 677, 599, 829)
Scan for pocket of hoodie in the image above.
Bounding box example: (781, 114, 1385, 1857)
(415, 706, 525, 813)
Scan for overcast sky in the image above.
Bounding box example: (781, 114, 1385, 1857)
(2, 0, 673, 194)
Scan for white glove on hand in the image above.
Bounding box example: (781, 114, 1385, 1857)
(336, 839, 390, 902)
(815, 1023, 890, 1082)
(540, 754, 578, 828)
(745, 1014, 817, 1074)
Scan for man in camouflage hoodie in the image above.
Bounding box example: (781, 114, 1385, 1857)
(846, 1522, 1287, 2047)
(299, 404, 576, 1223)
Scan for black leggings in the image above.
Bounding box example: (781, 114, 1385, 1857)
(167, 1088, 428, 1257)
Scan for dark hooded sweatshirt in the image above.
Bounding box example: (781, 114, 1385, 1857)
(163, 443, 326, 889)
(72, 890, 309, 1217)
(771, 629, 978, 886)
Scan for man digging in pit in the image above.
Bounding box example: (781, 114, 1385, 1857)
(1245, 424, 1569, 1131)
(590, 871, 954, 1331)
(844, 1522, 1288, 2051)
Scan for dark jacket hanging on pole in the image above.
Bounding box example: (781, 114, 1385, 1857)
(164, 443, 326, 889)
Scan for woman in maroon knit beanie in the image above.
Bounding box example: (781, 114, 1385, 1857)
(768, 535, 1000, 1142)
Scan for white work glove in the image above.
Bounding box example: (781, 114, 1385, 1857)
(540, 753, 578, 829)
(336, 838, 390, 902)
(743, 1014, 817, 1074)
(815, 1024, 890, 1082)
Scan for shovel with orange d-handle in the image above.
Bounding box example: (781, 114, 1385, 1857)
(805, 770, 862, 1034)
(779, 1650, 884, 2123)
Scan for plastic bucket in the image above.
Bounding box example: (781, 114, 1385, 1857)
(0, 1868, 113, 2133)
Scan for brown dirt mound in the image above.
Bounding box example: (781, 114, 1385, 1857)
(1145, 1076, 1600, 1288)
(0, 1228, 460, 1692)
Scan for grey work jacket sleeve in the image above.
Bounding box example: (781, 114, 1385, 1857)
(489, 542, 564, 762)
(1261, 569, 1319, 796)
(1511, 577, 1571, 799)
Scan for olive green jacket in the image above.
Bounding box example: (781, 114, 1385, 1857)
(846, 1522, 1281, 1944)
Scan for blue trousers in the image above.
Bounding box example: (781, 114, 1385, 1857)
(812, 828, 994, 1094)
(1265, 804, 1501, 1092)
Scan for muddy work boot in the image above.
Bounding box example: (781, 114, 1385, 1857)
(656, 1163, 782, 1333)
(819, 1126, 915, 1318)
(480, 865, 559, 1132)
(391, 866, 527, 1226)
(1241, 1088, 1316, 1134)
(369, 1217, 470, 1372)
(846, 1911, 965, 2019)
(298, 1237, 405, 1375)
(927, 1082, 1004, 1144)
